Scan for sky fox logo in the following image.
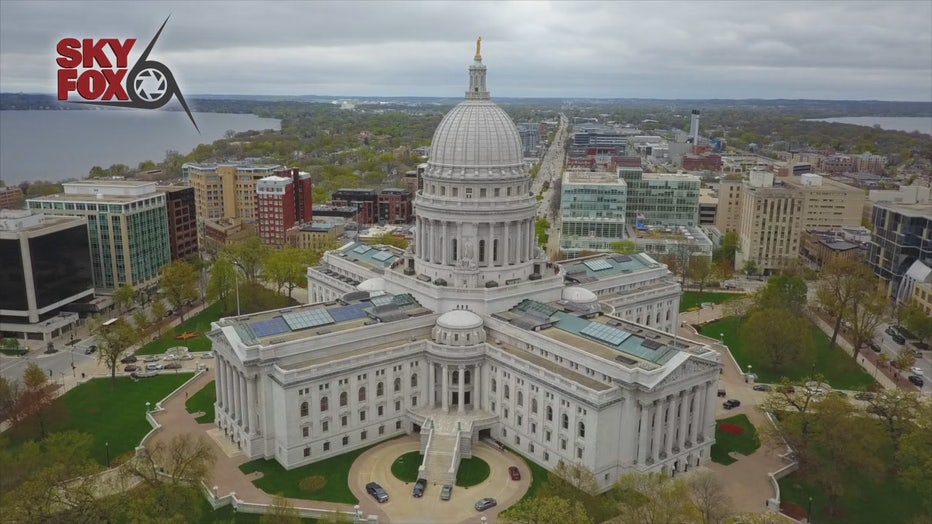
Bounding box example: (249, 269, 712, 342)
(56, 16, 199, 131)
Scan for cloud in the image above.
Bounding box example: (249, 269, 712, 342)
(1, 0, 930, 100)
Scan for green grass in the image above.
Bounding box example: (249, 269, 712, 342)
(137, 302, 225, 355)
(186, 380, 216, 424)
(390, 451, 423, 483)
(679, 291, 744, 312)
(699, 316, 876, 390)
(710, 414, 760, 465)
(516, 454, 551, 503)
(7, 374, 191, 466)
(779, 470, 926, 524)
(240, 438, 398, 503)
(455, 456, 490, 487)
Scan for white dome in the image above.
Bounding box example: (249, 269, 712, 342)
(428, 101, 524, 170)
(562, 286, 598, 304)
(357, 278, 385, 292)
(436, 310, 484, 330)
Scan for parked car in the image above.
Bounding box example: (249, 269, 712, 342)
(777, 385, 796, 394)
(413, 478, 427, 498)
(885, 326, 898, 336)
(508, 466, 521, 481)
(201, 352, 214, 359)
(440, 484, 453, 501)
(723, 399, 741, 409)
(869, 342, 882, 353)
(131, 370, 158, 379)
(179, 354, 194, 360)
(908, 375, 924, 387)
(910, 367, 924, 376)
(143, 355, 159, 362)
(892, 333, 906, 345)
(162, 354, 176, 361)
(124, 364, 138, 372)
(752, 384, 772, 392)
(84, 345, 97, 355)
(717, 389, 726, 397)
(163, 362, 182, 370)
(146, 363, 163, 371)
(854, 392, 876, 401)
(366, 482, 389, 503)
(828, 390, 847, 398)
(120, 355, 137, 363)
(475, 498, 497, 511)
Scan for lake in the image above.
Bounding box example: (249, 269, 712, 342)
(806, 116, 932, 135)
(0, 110, 281, 184)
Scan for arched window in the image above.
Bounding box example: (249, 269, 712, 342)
(411, 374, 418, 388)
(666, 310, 671, 321)
(358, 387, 366, 402)
(562, 414, 569, 430)
(491, 378, 497, 392)
(376, 382, 384, 397)
(340, 392, 348, 407)
(394, 377, 401, 392)
(465, 370, 471, 385)
(546, 406, 553, 421)
(578, 421, 586, 438)
(479, 240, 486, 262)
(517, 391, 524, 406)
(300, 401, 309, 417)
(320, 397, 328, 412)
(452, 239, 458, 261)
(452, 370, 459, 383)
(504, 385, 510, 399)
(531, 398, 538, 414)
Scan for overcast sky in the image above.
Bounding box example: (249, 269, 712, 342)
(2, 1, 931, 101)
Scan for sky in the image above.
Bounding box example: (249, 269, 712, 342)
(1, 1, 931, 101)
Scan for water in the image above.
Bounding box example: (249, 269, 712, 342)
(806, 116, 932, 135)
(0, 110, 281, 183)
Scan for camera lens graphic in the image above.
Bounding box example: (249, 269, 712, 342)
(133, 67, 169, 103)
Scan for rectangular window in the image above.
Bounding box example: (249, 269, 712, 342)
(342, 436, 349, 446)
(396, 420, 402, 430)
(342, 416, 348, 427)
(304, 448, 310, 457)
(379, 425, 385, 435)
(378, 406, 384, 416)
(360, 411, 366, 422)
(361, 431, 367, 440)
(322, 421, 329, 432)
(324, 442, 330, 451)
(302, 426, 309, 438)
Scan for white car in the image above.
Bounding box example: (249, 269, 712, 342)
(910, 367, 924, 376)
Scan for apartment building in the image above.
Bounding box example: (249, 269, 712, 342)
(783, 174, 865, 230)
(256, 169, 313, 248)
(618, 168, 700, 227)
(867, 201, 932, 300)
(735, 172, 804, 274)
(158, 186, 198, 261)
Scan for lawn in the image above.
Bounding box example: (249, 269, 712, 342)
(710, 414, 760, 465)
(779, 470, 926, 524)
(239, 438, 399, 503)
(679, 291, 744, 312)
(699, 316, 876, 390)
(391, 450, 423, 482)
(186, 380, 216, 424)
(137, 302, 225, 355)
(455, 456, 490, 487)
(7, 374, 192, 466)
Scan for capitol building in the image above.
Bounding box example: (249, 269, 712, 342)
(208, 44, 721, 491)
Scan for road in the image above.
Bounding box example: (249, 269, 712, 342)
(874, 321, 929, 395)
(532, 113, 567, 222)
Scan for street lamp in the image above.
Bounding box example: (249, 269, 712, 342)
(145, 401, 151, 413)
(720, 332, 725, 344)
(105, 442, 110, 468)
(808, 496, 814, 523)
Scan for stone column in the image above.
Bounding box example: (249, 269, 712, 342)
(240, 373, 248, 428)
(688, 387, 699, 445)
(441, 221, 447, 265)
(215, 357, 224, 409)
(637, 402, 650, 465)
(428, 362, 436, 408)
(703, 380, 717, 440)
(504, 221, 511, 265)
(678, 390, 688, 449)
(232, 369, 241, 425)
(665, 394, 676, 457)
(441, 364, 449, 412)
(651, 399, 663, 463)
(695, 383, 707, 443)
(224, 360, 234, 417)
(246, 374, 256, 434)
(474, 364, 482, 410)
(457, 364, 465, 413)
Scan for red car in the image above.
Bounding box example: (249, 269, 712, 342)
(508, 466, 521, 481)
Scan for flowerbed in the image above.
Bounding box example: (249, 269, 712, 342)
(719, 422, 745, 435)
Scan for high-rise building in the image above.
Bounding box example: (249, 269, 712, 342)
(698, 188, 717, 225)
(27, 181, 170, 290)
(618, 168, 700, 227)
(735, 172, 804, 274)
(867, 201, 932, 299)
(0, 186, 25, 209)
(185, 160, 282, 246)
(782, 174, 865, 230)
(255, 169, 313, 248)
(158, 186, 199, 261)
(559, 170, 628, 257)
(0, 210, 92, 344)
(714, 177, 744, 234)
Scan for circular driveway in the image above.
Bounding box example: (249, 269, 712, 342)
(348, 435, 530, 523)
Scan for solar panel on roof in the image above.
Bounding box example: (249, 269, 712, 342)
(392, 294, 415, 307)
(580, 322, 631, 346)
(353, 245, 372, 254)
(249, 317, 291, 338)
(282, 309, 335, 330)
(584, 259, 613, 271)
(611, 254, 632, 263)
(642, 339, 665, 350)
(328, 304, 369, 323)
(371, 251, 394, 262)
(370, 295, 393, 307)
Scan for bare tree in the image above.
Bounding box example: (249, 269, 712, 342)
(127, 433, 217, 487)
(261, 494, 302, 524)
(815, 259, 875, 349)
(688, 471, 733, 524)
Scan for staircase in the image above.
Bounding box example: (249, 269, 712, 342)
(424, 433, 458, 485)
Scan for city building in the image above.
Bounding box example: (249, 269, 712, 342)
(376, 188, 414, 224)
(800, 229, 865, 270)
(0, 186, 24, 209)
(714, 177, 743, 233)
(559, 170, 628, 257)
(184, 160, 282, 246)
(629, 226, 714, 260)
(204, 218, 255, 252)
(773, 162, 813, 178)
(867, 201, 932, 300)
(517, 122, 541, 157)
(912, 280, 932, 317)
(331, 189, 379, 225)
(211, 46, 720, 492)
(26, 181, 170, 290)
(256, 169, 313, 248)
(735, 172, 804, 274)
(618, 168, 700, 227)
(698, 188, 717, 226)
(782, 174, 865, 230)
(158, 186, 199, 261)
(288, 222, 345, 251)
(0, 210, 92, 344)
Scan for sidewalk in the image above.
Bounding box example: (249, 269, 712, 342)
(808, 315, 901, 391)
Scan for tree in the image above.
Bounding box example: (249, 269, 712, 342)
(0, 375, 23, 424)
(715, 231, 739, 266)
(535, 217, 550, 247)
(843, 289, 886, 360)
(112, 284, 137, 314)
(815, 259, 876, 348)
(133, 310, 150, 333)
(740, 259, 758, 276)
(900, 302, 932, 348)
(688, 470, 733, 524)
(896, 401, 932, 516)
(894, 350, 916, 374)
(865, 390, 922, 448)
(127, 433, 216, 487)
(753, 275, 807, 316)
(661, 245, 693, 287)
(687, 256, 714, 294)
(160, 260, 199, 322)
(610, 240, 637, 255)
(19, 362, 57, 438)
(207, 258, 238, 313)
(260, 494, 301, 524)
(501, 496, 593, 524)
(539, 462, 613, 521)
(150, 300, 167, 336)
(613, 473, 699, 524)
(223, 235, 269, 282)
(743, 308, 814, 372)
(264, 247, 313, 298)
(371, 232, 409, 250)
(93, 318, 139, 389)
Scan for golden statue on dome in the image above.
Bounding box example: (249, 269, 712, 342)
(475, 36, 482, 59)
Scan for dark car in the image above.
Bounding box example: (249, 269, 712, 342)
(723, 399, 741, 409)
(752, 384, 772, 392)
(908, 375, 924, 387)
(885, 326, 898, 336)
(440, 484, 453, 501)
(163, 362, 182, 370)
(475, 498, 497, 511)
(413, 478, 427, 498)
(717, 389, 727, 397)
(508, 466, 521, 481)
(366, 482, 389, 503)
(869, 342, 882, 353)
(124, 364, 138, 372)
(84, 345, 97, 355)
(120, 355, 137, 363)
(892, 333, 906, 345)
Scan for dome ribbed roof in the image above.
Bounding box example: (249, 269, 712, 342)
(437, 310, 484, 329)
(428, 101, 524, 169)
